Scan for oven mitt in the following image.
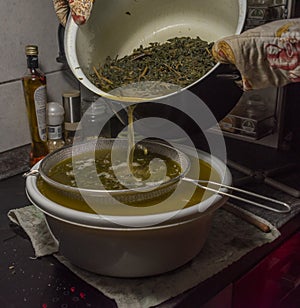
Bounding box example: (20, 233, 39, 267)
(53, 0, 94, 26)
(212, 19, 300, 91)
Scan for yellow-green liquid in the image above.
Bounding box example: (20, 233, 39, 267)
(22, 71, 49, 166)
(38, 152, 220, 216)
(46, 148, 181, 189)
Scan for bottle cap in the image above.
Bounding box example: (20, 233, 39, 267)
(85, 98, 107, 116)
(62, 90, 81, 123)
(25, 45, 38, 56)
(47, 102, 65, 126)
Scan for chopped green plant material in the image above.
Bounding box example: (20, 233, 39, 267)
(90, 36, 216, 92)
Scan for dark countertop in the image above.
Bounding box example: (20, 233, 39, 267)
(0, 145, 31, 181)
(1, 139, 300, 307)
(0, 174, 116, 308)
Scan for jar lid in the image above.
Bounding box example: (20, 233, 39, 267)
(62, 90, 80, 98)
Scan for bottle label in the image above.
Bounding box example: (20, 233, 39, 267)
(34, 85, 47, 141)
(48, 125, 62, 140)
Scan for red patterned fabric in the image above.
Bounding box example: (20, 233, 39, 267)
(212, 19, 300, 91)
(53, 0, 94, 26)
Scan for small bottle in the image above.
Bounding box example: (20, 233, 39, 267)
(47, 102, 65, 152)
(22, 45, 49, 166)
(82, 97, 111, 140)
(62, 90, 81, 145)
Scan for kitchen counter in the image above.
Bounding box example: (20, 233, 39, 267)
(1, 139, 300, 307)
(0, 145, 30, 181)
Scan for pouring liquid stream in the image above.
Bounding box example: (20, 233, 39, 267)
(127, 104, 136, 174)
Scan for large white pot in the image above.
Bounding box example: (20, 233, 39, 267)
(65, 0, 247, 102)
(25, 146, 231, 277)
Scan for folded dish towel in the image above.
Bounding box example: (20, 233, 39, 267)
(8, 205, 280, 308)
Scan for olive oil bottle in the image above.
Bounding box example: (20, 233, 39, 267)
(22, 45, 49, 166)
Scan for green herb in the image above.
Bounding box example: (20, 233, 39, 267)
(90, 36, 216, 93)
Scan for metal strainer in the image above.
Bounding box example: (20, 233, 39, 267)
(25, 138, 291, 213)
(28, 138, 191, 206)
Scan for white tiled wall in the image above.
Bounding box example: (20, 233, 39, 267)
(0, 0, 79, 153)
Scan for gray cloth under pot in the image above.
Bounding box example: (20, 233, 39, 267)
(8, 205, 280, 308)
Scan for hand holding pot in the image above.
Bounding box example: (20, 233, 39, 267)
(53, 0, 94, 26)
(212, 19, 300, 91)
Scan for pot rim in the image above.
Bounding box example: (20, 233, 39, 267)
(25, 190, 215, 231)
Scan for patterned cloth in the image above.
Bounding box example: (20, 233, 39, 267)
(212, 19, 300, 91)
(53, 0, 94, 26)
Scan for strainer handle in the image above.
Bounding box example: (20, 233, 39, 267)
(183, 178, 291, 213)
(23, 170, 40, 178)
